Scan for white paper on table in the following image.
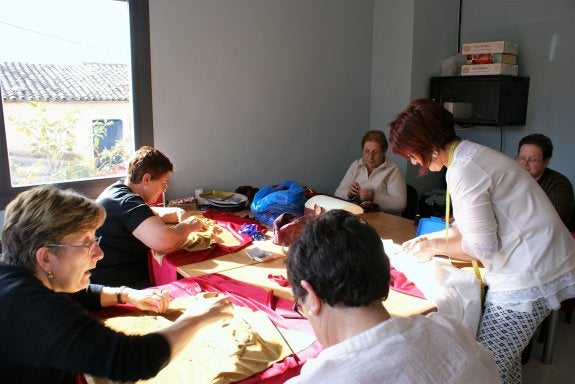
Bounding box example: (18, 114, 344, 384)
(382, 239, 482, 336)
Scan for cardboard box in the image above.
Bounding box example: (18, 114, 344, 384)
(460, 63, 519, 76)
(466, 53, 517, 65)
(461, 41, 519, 55)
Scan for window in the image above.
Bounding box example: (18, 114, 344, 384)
(0, 0, 153, 209)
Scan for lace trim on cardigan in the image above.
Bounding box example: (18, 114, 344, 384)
(487, 270, 575, 313)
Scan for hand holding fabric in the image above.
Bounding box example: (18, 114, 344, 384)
(400, 235, 435, 262)
(125, 287, 172, 313)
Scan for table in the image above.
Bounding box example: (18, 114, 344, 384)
(89, 211, 434, 384)
(177, 211, 435, 317)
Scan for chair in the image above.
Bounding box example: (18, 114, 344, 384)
(401, 184, 419, 220)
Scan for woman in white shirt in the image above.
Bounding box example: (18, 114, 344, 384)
(334, 130, 407, 214)
(388, 98, 575, 384)
(284, 209, 501, 384)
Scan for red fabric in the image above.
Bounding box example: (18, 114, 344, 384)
(389, 267, 425, 299)
(93, 274, 322, 383)
(150, 211, 265, 285)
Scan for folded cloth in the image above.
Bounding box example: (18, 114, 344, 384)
(390, 267, 424, 299)
(93, 274, 321, 384)
(383, 239, 482, 335)
(150, 212, 266, 285)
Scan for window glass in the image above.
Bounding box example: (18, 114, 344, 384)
(0, 0, 134, 187)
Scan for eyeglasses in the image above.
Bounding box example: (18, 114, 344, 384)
(516, 156, 543, 165)
(46, 236, 102, 253)
(363, 149, 383, 157)
(292, 297, 306, 318)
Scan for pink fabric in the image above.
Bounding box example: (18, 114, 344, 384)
(150, 211, 266, 285)
(389, 267, 425, 299)
(93, 274, 322, 383)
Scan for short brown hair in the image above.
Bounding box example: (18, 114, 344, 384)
(361, 130, 388, 153)
(1, 185, 105, 271)
(128, 146, 174, 183)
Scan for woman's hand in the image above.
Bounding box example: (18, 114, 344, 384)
(179, 216, 205, 232)
(179, 294, 233, 325)
(358, 188, 374, 202)
(125, 287, 172, 313)
(348, 182, 360, 199)
(400, 236, 435, 262)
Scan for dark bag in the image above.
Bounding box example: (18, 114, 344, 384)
(272, 212, 308, 247)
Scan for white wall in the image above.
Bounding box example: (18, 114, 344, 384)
(458, 0, 575, 187)
(149, 0, 374, 200)
(371, 0, 460, 195)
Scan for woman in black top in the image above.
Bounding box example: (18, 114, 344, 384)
(0, 185, 231, 383)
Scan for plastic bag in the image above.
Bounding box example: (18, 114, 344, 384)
(250, 180, 307, 226)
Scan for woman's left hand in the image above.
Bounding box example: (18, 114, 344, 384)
(400, 236, 435, 262)
(125, 288, 172, 313)
(358, 188, 374, 202)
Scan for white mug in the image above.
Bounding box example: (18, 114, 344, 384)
(194, 187, 204, 200)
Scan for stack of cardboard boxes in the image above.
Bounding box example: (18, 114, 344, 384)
(460, 41, 519, 76)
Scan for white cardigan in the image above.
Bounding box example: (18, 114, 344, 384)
(448, 141, 575, 301)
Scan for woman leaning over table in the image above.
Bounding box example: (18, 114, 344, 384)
(388, 98, 575, 384)
(0, 185, 231, 384)
(93, 146, 203, 289)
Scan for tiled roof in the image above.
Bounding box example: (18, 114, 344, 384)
(0, 62, 129, 102)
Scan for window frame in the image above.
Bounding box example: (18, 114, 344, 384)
(0, 0, 153, 209)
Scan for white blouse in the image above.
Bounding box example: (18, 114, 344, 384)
(447, 141, 575, 311)
(334, 157, 407, 215)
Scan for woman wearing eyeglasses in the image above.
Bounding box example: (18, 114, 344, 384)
(516, 133, 574, 229)
(334, 130, 407, 214)
(388, 99, 575, 384)
(93, 146, 203, 289)
(0, 185, 231, 384)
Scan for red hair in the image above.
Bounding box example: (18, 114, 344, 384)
(389, 98, 458, 175)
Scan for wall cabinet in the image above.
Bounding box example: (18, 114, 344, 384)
(429, 75, 530, 126)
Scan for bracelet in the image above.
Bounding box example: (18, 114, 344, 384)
(116, 286, 128, 304)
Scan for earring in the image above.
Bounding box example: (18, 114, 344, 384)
(47, 270, 54, 280)
(308, 309, 315, 316)
(432, 150, 438, 158)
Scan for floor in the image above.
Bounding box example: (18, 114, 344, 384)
(522, 311, 575, 384)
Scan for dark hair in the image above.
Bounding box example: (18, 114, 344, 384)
(285, 209, 390, 307)
(1, 185, 105, 271)
(128, 146, 174, 184)
(361, 130, 388, 153)
(518, 133, 553, 160)
(389, 98, 459, 175)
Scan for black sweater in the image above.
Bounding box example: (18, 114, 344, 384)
(0, 264, 170, 383)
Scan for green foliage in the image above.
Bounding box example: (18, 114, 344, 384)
(8, 101, 128, 186)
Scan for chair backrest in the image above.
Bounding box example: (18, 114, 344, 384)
(401, 184, 419, 220)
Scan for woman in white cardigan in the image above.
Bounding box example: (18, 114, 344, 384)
(334, 130, 407, 215)
(389, 98, 575, 384)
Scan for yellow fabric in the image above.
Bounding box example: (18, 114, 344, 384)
(180, 218, 241, 252)
(98, 294, 293, 384)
